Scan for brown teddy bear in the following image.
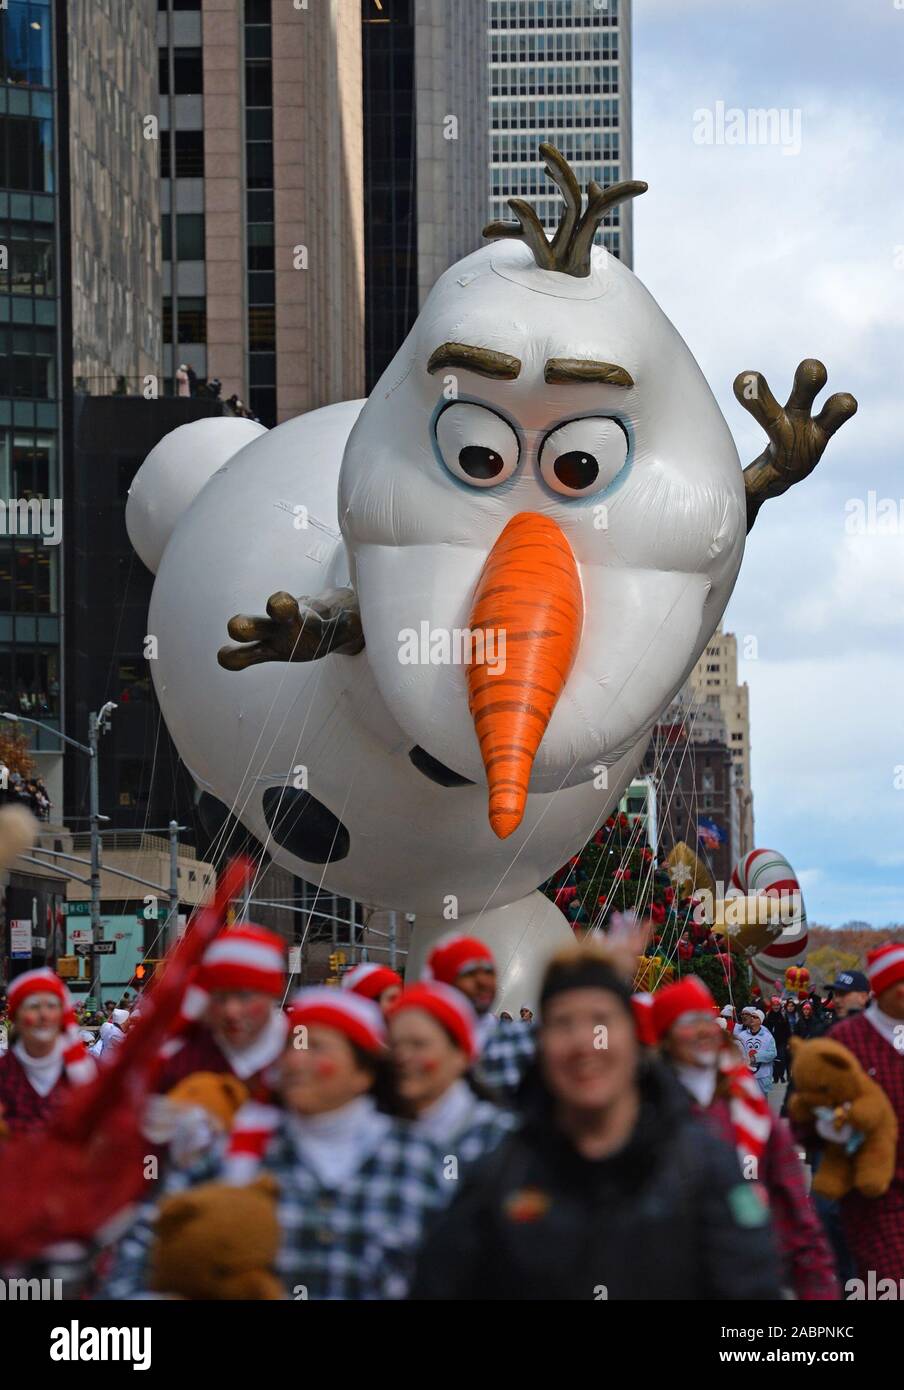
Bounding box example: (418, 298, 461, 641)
(787, 1036, 898, 1200)
(149, 1174, 284, 1300)
(165, 1071, 250, 1131)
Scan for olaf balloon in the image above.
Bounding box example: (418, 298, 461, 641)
(127, 147, 855, 1008)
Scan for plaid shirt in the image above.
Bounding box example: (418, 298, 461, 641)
(477, 1022, 537, 1097)
(831, 1011, 904, 1281)
(103, 1115, 451, 1301)
(441, 1098, 519, 1171)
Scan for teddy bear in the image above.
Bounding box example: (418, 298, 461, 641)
(787, 1036, 898, 1200)
(143, 1071, 250, 1170)
(149, 1174, 284, 1300)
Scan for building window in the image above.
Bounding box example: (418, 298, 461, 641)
(176, 296, 206, 344)
(0, 223, 54, 295)
(172, 48, 203, 95)
(0, 2, 53, 88)
(175, 212, 205, 259)
(0, 113, 54, 193)
(174, 129, 204, 178)
(0, 644, 59, 716)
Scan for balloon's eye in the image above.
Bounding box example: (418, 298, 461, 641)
(554, 451, 599, 491)
(459, 446, 505, 481)
(539, 417, 629, 497)
(435, 403, 520, 489)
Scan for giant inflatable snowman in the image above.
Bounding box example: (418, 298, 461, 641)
(127, 147, 855, 1006)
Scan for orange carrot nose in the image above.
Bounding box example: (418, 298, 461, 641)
(468, 512, 583, 839)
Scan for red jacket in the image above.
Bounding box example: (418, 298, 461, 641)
(0, 1051, 70, 1138)
(692, 1092, 840, 1299)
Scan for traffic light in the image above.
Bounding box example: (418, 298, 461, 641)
(326, 950, 347, 984)
(134, 958, 165, 987)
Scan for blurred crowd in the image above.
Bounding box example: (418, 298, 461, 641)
(0, 933, 900, 1301)
(0, 767, 51, 820)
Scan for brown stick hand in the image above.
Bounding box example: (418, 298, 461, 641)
(733, 359, 857, 532)
(217, 587, 364, 671)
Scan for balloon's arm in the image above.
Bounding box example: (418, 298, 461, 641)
(733, 359, 857, 532)
(217, 586, 365, 670)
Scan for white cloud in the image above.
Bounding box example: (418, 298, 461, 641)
(633, 3, 904, 923)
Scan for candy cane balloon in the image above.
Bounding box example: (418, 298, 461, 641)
(729, 849, 808, 992)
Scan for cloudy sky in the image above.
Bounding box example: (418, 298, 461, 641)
(633, 0, 904, 925)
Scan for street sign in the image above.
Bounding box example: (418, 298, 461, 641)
(74, 941, 116, 956)
(65, 903, 92, 916)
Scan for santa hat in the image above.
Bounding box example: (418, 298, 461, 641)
(630, 992, 657, 1047)
(387, 982, 479, 1061)
(651, 977, 715, 1041)
(425, 933, 494, 986)
(8, 968, 95, 1086)
(866, 942, 904, 998)
(341, 962, 402, 1002)
(159, 923, 286, 1060)
(223, 988, 386, 1187)
(288, 987, 386, 1055)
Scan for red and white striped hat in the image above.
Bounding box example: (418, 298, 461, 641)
(288, 986, 387, 1054)
(425, 933, 495, 987)
(867, 942, 904, 998)
(341, 962, 402, 1002)
(387, 981, 479, 1061)
(8, 968, 95, 1086)
(199, 925, 286, 997)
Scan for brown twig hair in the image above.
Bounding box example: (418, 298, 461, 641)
(482, 143, 647, 278)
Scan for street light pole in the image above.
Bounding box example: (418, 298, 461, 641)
(2, 706, 115, 1006)
(167, 818, 180, 950)
(88, 711, 101, 1003)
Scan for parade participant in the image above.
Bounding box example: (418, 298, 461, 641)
(765, 996, 792, 1083)
(736, 1008, 777, 1095)
(155, 924, 289, 1094)
(94, 1007, 130, 1058)
(826, 970, 870, 1024)
(411, 943, 781, 1300)
(386, 982, 516, 1168)
(829, 944, 904, 1281)
(0, 970, 95, 1136)
(341, 962, 403, 1015)
(425, 932, 535, 1095)
(106, 989, 448, 1300)
(654, 977, 839, 1300)
(719, 1004, 737, 1033)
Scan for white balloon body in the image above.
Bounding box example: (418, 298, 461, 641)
(127, 239, 749, 966)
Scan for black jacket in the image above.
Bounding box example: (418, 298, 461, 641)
(765, 1011, 792, 1047)
(411, 1059, 780, 1300)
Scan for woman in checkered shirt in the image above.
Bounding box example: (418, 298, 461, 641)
(387, 981, 518, 1171)
(103, 989, 452, 1300)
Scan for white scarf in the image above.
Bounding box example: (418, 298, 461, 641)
(864, 1001, 902, 1050)
(13, 1037, 65, 1097)
(416, 1078, 480, 1145)
(285, 1095, 391, 1187)
(218, 1009, 288, 1080)
(674, 1062, 718, 1109)
(475, 1012, 498, 1051)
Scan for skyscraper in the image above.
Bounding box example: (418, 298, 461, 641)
(687, 625, 755, 856)
(158, 0, 365, 425)
(488, 0, 634, 266)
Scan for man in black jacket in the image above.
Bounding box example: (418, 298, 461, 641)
(764, 997, 792, 1082)
(412, 944, 781, 1300)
